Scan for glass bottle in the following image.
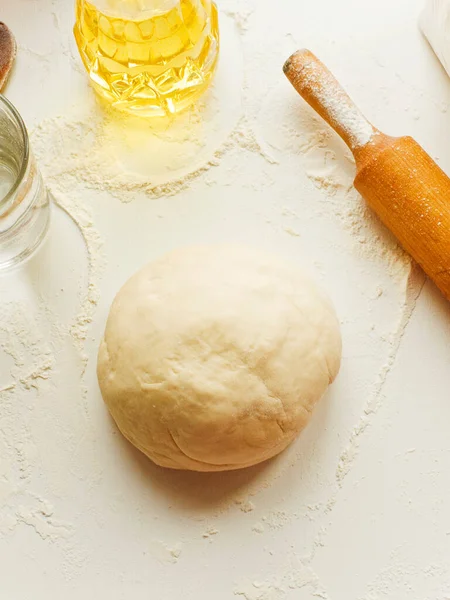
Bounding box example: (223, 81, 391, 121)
(74, 0, 220, 117)
(0, 96, 50, 269)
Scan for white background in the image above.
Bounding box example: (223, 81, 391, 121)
(1, 0, 450, 598)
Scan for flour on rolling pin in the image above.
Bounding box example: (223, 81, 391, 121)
(421, 0, 450, 77)
(284, 52, 374, 149)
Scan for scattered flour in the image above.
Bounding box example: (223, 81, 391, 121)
(256, 84, 411, 283)
(284, 226, 301, 237)
(49, 188, 105, 374)
(202, 526, 219, 539)
(223, 7, 253, 33)
(261, 510, 291, 531)
(358, 550, 450, 600)
(235, 499, 255, 513)
(0, 301, 55, 391)
(15, 500, 73, 542)
(147, 540, 183, 564)
(335, 263, 425, 486)
(222, 0, 256, 34)
(0, 301, 77, 547)
(31, 107, 274, 206)
(252, 522, 265, 534)
(234, 557, 328, 600)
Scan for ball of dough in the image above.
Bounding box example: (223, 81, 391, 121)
(97, 246, 341, 472)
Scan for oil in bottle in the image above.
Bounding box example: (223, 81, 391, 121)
(74, 0, 220, 117)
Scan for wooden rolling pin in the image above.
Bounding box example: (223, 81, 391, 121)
(284, 49, 450, 301)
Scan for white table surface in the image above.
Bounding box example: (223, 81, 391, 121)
(2, 0, 450, 598)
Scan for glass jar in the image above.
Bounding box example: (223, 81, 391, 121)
(74, 0, 220, 117)
(0, 96, 50, 270)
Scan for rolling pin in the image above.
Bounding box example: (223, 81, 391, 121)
(283, 49, 450, 301)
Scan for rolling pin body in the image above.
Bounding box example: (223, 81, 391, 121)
(355, 135, 450, 298)
(284, 49, 450, 300)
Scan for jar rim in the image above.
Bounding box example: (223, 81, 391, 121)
(0, 94, 30, 215)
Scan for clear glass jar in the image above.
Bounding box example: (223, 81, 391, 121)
(74, 0, 220, 117)
(0, 96, 50, 270)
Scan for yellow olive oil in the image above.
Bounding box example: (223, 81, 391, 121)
(74, 0, 219, 116)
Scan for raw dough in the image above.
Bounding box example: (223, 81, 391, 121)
(97, 246, 342, 472)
